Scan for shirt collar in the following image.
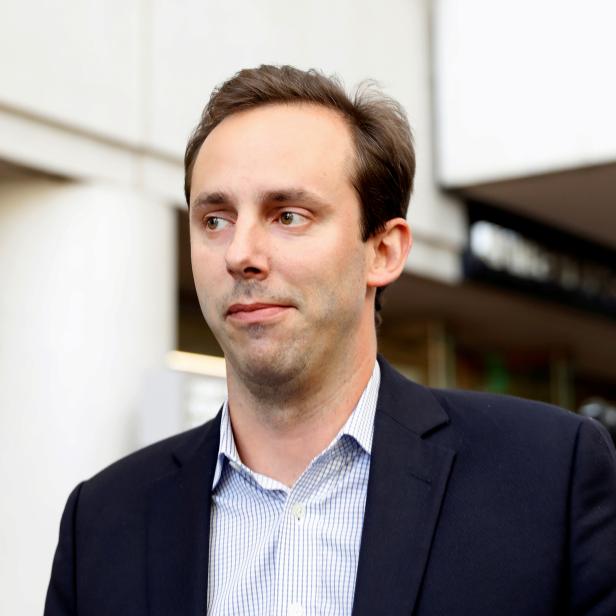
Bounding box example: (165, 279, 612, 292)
(211, 360, 380, 491)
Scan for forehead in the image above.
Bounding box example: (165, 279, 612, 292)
(191, 103, 356, 198)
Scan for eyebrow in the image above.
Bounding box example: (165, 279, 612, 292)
(191, 188, 330, 210)
(191, 191, 230, 209)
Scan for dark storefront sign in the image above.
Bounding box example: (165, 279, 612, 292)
(463, 203, 616, 319)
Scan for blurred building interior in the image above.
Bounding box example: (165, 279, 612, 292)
(1, 1, 615, 614)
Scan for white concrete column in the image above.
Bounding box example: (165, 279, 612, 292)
(0, 179, 176, 615)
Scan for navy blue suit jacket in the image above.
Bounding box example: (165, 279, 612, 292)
(45, 358, 616, 615)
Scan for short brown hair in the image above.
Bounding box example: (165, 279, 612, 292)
(184, 65, 415, 319)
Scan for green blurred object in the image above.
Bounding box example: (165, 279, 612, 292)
(485, 353, 510, 393)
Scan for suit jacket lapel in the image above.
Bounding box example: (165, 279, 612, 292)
(147, 414, 221, 616)
(352, 359, 456, 616)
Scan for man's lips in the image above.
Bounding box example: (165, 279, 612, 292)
(226, 302, 293, 323)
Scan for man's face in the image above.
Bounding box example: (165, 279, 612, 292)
(189, 103, 376, 388)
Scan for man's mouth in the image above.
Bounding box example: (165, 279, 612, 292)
(226, 302, 293, 323)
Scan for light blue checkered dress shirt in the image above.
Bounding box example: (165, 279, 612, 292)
(207, 362, 380, 616)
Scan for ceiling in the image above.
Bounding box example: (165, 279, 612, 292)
(455, 162, 616, 249)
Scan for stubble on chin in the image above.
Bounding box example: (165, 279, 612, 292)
(225, 330, 312, 404)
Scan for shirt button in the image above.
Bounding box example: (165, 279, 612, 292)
(291, 503, 305, 521)
(288, 603, 304, 616)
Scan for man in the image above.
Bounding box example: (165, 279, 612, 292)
(46, 66, 616, 615)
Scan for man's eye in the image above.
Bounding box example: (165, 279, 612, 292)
(278, 211, 305, 226)
(204, 216, 230, 231)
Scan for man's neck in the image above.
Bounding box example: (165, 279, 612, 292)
(225, 350, 377, 487)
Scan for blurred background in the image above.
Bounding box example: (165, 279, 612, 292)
(1, 0, 615, 613)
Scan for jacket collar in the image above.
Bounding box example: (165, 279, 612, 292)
(351, 356, 455, 615)
(375, 355, 450, 436)
(147, 412, 221, 616)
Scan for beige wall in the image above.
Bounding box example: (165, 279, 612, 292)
(434, 0, 616, 185)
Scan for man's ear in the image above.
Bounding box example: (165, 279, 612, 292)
(366, 217, 412, 289)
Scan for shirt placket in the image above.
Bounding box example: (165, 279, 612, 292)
(273, 483, 306, 616)
(274, 445, 350, 616)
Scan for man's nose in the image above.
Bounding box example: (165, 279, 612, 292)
(224, 218, 269, 280)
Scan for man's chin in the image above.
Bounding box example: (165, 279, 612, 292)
(226, 344, 307, 390)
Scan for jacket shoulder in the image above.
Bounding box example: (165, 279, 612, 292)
(431, 387, 582, 430)
(427, 386, 593, 457)
(378, 356, 585, 444)
(82, 418, 218, 501)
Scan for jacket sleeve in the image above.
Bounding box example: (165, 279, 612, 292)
(569, 418, 616, 615)
(44, 482, 84, 616)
